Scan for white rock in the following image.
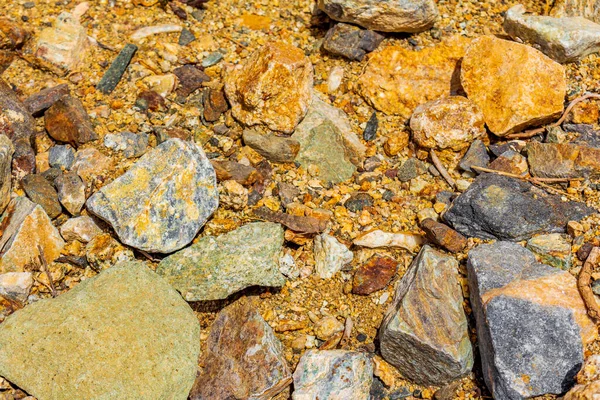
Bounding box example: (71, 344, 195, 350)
(327, 66, 344, 93)
(353, 230, 424, 252)
(60, 216, 102, 243)
(314, 233, 353, 279)
(0, 272, 33, 303)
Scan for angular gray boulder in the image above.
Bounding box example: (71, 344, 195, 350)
(379, 245, 473, 385)
(468, 242, 597, 399)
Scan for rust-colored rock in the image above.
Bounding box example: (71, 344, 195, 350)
(254, 206, 328, 234)
(211, 159, 259, 186)
(203, 87, 228, 122)
(488, 150, 529, 176)
(358, 36, 470, 117)
(224, 41, 314, 133)
(0, 19, 28, 50)
(173, 64, 210, 97)
(421, 218, 467, 253)
(410, 96, 485, 151)
(352, 255, 398, 295)
(189, 301, 292, 400)
(527, 141, 600, 178)
(461, 36, 566, 136)
(24, 84, 69, 115)
(44, 96, 97, 147)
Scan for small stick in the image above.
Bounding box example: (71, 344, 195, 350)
(471, 165, 583, 183)
(506, 93, 600, 139)
(37, 245, 57, 298)
(578, 247, 600, 323)
(430, 150, 456, 189)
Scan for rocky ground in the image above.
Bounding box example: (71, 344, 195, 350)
(1, 0, 600, 399)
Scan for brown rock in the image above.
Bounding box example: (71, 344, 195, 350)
(136, 90, 166, 112)
(420, 218, 467, 253)
(0, 19, 28, 50)
(224, 41, 313, 133)
(0, 197, 65, 273)
(0, 50, 14, 74)
(21, 174, 62, 219)
(44, 96, 98, 147)
(461, 36, 566, 136)
(71, 148, 113, 184)
(203, 87, 228, 122)
(55, 171, 86, 215)
(488, 150, 529, 176)
(211, 160, 259, 186)
(254, 206, 328, 234)
(352, 255, 398, 295)
(527, 142, 600, 178)
(410, 96, 485, 151)
(189, 301, 292, 400)
(243, 129, 300, 162)
(24, 84, 69, 116)
(173, 64, 210, 98)
(358, 36, 470, 117)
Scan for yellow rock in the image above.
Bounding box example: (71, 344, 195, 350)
(358, 36, 470, 117)
(224, 42, 313, 134)
(460, 36, 566, 136)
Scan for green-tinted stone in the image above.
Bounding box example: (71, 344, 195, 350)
(156, 222, 286, 301)
(526, 233, 572, 270)
(0, 261, 199, 399)
(96, 43, 138, 94)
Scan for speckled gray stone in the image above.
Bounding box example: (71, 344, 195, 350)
(379, 246, 473, 386)
(467, 242, 597, 399)
(86, 138, 218, 253)
(0, 261, 199, 400)
(156, 222, 285, 301)
(103, 131, 148, 158)
(48, 144, 75, 170)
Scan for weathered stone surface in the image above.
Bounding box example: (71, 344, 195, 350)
(0, 79, 35, 177)
(443, 173, 593, 241)
(71, 147, 114, 184)
(173, 64, 210, 98)
(352, 255, 398, 295)
(60, 216, 102, 243)
(317, 0, 438, 33)
(23, 11, 88, 76)
(527, 141, 600, 178)
(397, 158, 427, 182)
(0, 272, 32, 303)
(96, 43, 138, 95)
(189, 301, 292, 400)
(87, 139, 218, 253)
(551, 0, 600, 23)
(461, 36, 567, 136)
(322, 23, 384, 61)
(157, 222, 285, 301)
(0, 135, 13, 214)
(292, 97, 365, 183)
(23, 83, 69, 115)
(203, 87, 228, 122)
(421, 218, 467, 253)
(22, 174, 62, 218)
(410, 96, 485, 151)
(224, 42, 313, 133)
(0, 197, 65, 273)
(48, 144, 75, 170)
(243, 129, 300, 163)
(505, 5, 600, 63)
(467, 242, 597, 399)
(488, 149, 529, 176)
(104, 132, 148, 158)
(254, 207, 328, 234)
(44, 96, 97, 147)
(345, 192, 374, 212)
(211, 160, 259, 186)
(314, 233, 353, 279)
(526, 233, 572, 270)
(293, 350, 373, 400)
(55, 171, 86, 215)
(85, 232, 133, 272)
(0, 18, 28, 50)
(380, 245, 472, 385)
(359, 37, 469, 117)
(0, 261, 199, 399)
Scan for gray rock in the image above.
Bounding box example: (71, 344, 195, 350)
(21, 174, 62, 218)
(242, 129, 300, 163)
(345, 192, 373, 212)
(467, 242, 597, 399)
(379, 245, 473, 386)
(551, 0, 600, 24)
(443, 173, 594, 241)
(86, 138, 218, 253)
(48, 144, 75, 170)
(397, 158, 427, 182)
(293, 350, 373, 400)
(317, 0, 438, 33)
(0, 135, 14, 213)
(459, 139, 489, 172)
(0, 272, 33, 303)
(504, 4, 600, 63)
(55, 171, 86, 215)
(322, 23, 384, 61)
(0, 197, 65, 273)
(59, 216, 102, 243)
(189, 301, 292, 400)
(156, 222, 286, 301)
(103, 131, 149, 158)
(0, 261, 200, 399)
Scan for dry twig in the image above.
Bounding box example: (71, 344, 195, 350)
(506, 93, 600, 139)
(37, 245, 57, 298)
(578, 247, 600, 323)
(430, 150, 456, 189)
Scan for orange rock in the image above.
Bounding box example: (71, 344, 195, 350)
(239, 14, 272, 30)
(358, 36, 470, 117)
(224, 42, 313, 134)
(461, 36, 566, 136)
